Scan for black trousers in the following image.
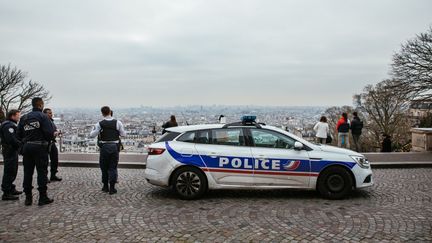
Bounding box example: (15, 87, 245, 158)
(352, 134, 361, 152)
(49, 143, 59, 176)
(99, 144, 119, 185)
(22, 144, 49, 194)
(1, 147, 19, 194)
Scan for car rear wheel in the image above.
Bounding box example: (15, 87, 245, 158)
(172, 167, 207, 200)
(317, 166, 353, 200)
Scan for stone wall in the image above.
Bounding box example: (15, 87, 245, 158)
(411, 128, 432, 152)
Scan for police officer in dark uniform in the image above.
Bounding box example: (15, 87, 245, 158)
(1, 109, 22, 201)
(90, 106, 125, 195)
(43, 108, 62, 182)
(17, 97, 55, 206)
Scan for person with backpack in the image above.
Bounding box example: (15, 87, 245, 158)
(313, 116, 329, 144)
(89, 106, 126, 195)
(350, 112, 364, 152)
(336, 113, 350, 148)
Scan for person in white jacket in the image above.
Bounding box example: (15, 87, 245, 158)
(313, 116, 329, 144)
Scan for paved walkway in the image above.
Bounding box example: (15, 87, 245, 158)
(0, 167, 431, 242)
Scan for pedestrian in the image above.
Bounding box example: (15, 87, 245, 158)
(43, 108, 62, 182)
(313, 116, 329, 144)
(381, 134, 392, 152)
(336, 113, 350, 148)
(162, 115, 178, 134)
(89, 106, 125, 194)
(1, 109, 22, 201)
(350, 112, 364, 152)
(17, 97, 55, 206)
(218, 115, 226, 124)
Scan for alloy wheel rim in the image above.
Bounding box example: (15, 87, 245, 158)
(327, 174, 345, 192)
(176, 171, 201, 197)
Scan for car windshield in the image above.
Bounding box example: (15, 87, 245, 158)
(251, 129, 295, 149)
(266, 126, 316, 149)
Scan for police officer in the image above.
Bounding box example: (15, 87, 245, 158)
(1, 109, 22, 201)
(17, 97, 55, 206)
(43, 108, 62, 182)
(89, 106, 125, 195)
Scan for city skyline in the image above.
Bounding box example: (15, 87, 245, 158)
(1, 0, 431, 107)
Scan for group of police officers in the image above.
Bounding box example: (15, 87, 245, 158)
(1, 97, 123, 206)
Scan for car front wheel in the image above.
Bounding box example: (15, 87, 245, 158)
(172, 167, 207, 200)
(317, 166, 353, 200)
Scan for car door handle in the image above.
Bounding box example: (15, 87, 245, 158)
(257, 155, 267, 159)
(209, 152, 219, 158)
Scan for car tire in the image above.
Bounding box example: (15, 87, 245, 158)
(171, 167, 207, 200)
(317, 166, 353, 200)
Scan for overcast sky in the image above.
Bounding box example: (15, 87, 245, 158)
(0, 0, 431, 108)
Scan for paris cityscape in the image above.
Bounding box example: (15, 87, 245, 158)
(1, 0, 431, 241)
(53, 105, 326, 153)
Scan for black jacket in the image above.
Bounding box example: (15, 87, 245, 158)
(17, 108, 55, 142)
(162, 121, 178, 134)
(0, 119, 21, 150)
(350, 117, 363, 135)
(50, 119, 58, 142)
(381, 137, 392, 152)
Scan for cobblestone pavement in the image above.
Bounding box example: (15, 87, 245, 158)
(0, 166, 431, 242)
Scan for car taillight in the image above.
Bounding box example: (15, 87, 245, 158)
(148, 148, 166, 155)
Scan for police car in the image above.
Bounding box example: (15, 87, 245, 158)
(144, 116, 373, 200)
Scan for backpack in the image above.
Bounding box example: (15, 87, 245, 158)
(338, 122, 350, 133)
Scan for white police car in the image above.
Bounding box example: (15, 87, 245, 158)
(144, 116, 373, 200)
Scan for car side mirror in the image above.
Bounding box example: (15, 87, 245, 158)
(294, 141, 304, 150)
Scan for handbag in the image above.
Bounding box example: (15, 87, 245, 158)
(326, 134, 333, 144)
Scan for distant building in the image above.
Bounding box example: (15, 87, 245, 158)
(410, 99, 432, 127)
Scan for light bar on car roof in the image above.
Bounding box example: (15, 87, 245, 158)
(241, 115, 256, 123)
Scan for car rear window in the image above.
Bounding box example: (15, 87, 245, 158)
(177, 130, 211, 144)
(155, 132, 181, 143)
(177, 131, 195, 143)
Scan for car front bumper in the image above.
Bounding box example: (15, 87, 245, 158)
(352, 164, 373, 189)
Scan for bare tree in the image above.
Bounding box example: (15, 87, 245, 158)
(358, 79, 411, 151)
(0, 64, 51, 116)
(0, 109, 4, 122)
(391, 27, 432, 99)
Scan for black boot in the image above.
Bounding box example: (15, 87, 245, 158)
(11, 189, 23, 195)
(102, 183, 109, 192)
(50, 175, 62, 182)
(38, 192, 54, 206)
(109, 183, 117, 195)
(2, 193, 19, 201)
(25, 193, 33, 206)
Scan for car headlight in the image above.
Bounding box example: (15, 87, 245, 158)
(350, 155, 370, 169)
